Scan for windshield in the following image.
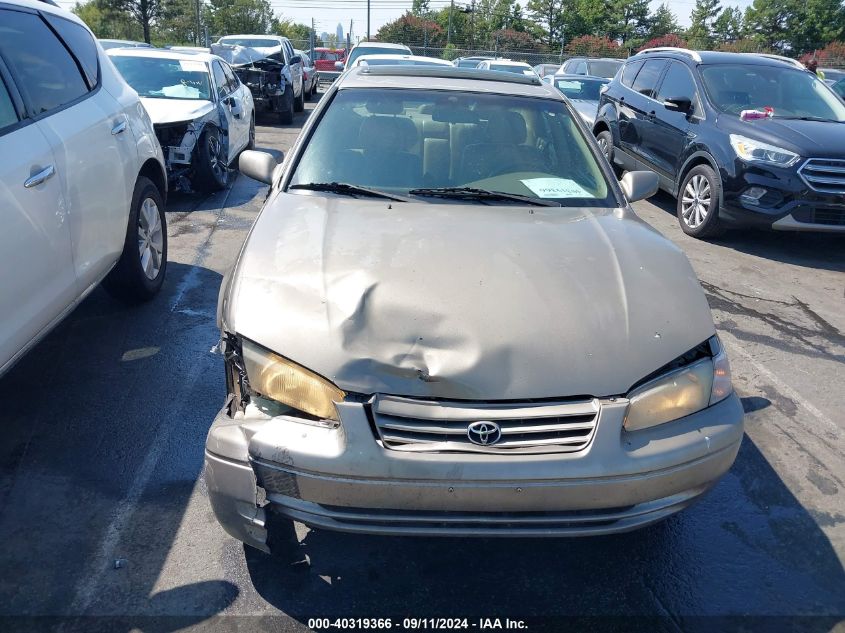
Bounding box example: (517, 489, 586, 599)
(588, 60, 622, 79)
(314, 50, 342, 61)
(456, 59, 483, 68)
(490, 64, 532, 74)
(554, 78, 608, 100)
(701, 64, 845, 120)
(348, 45, 408, 65)
(110, 56, 211, 100)
(218, 38, 279, 48)
(288, 88, 613, 206)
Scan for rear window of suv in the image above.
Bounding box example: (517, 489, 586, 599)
(631, 60, 666, 98)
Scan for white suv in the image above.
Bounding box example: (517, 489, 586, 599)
(0, 0, 168, 377)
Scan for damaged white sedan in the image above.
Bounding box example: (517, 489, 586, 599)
(206, 66, 744, 554)
(108, 48, 254, 192)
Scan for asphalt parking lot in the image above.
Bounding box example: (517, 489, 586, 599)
(0, 96, 843, 632)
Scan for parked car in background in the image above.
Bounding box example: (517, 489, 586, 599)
(215, 35, 304, 118)
(533, 62, 560, 78)
(820, 68, 845, 84)
(297, 49, 318, 99)
(311, 47, 346, 71)
(351, 54, 453, 68)
(109, 48, 254, 192)
(206, 65, 743, 555)
(476, 59, 535, 76)
(1, 0, 168, 376)
(98, 38, 152, 50)
(167, 45, 210, 54)
(595, 48, 845, 237)
(548, 74, 609, 126)
(559, 57, 623, 80)
(341, 41, 411, 70)
(453, 55, 495, 68)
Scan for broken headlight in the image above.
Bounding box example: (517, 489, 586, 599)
(624, 335, 733, 431)
(241, 338, 345, 421)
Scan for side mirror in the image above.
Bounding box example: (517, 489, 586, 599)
(239, 150, 280, 185)
(290, 55, 302, 65)
(619, 170, 659, 203)
(664, 96, 692, 114)
(335, 61, 344, 71)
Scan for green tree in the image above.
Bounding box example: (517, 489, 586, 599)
(743, 0, 791, 51)
(73, 0, 144, 39)
(101, 0, 164, 43)
(647, 3, 680, 39)
(526, 0, 565, 48)
(412, 0, 431, 17)
(204, 0, 275, 38)
(787, 0, 845, 54)
(492, 27, 540, 51)
(607, 0, 652, 44)
(712, 6, 743, 44)
(156, 0, 199, 45)
(686, 0, 721, 48)
(273, 18, 312, 42)
(375, 13, 445, 47)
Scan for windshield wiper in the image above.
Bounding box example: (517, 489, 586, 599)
(408, 186, 561, 207)
(289, 182, 411, 202)
(775, 116, 843, 122)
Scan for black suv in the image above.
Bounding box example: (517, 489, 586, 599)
(594, 48, 845, 238)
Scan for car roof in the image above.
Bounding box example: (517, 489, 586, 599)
(352, 41, 411, 50)
(568, 57, 623, 62)
(338, 66, 558, 99)
(219, 34, 286, 41)
(486, 59, 530, 67)
(6, 0, 90, 29)
(553, 73, 609, 81)
(356, 54, 452, 65)
(633, 49, 806, 68)
(107, 47, 217, 64)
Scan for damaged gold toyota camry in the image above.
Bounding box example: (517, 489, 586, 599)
(205, 66, 744, 554)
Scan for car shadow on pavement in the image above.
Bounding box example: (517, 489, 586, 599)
(0, 262, 230, 627)
(648, 191, 845, 273)
(244, 434, 845, 630)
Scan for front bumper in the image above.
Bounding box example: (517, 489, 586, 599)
(205, 394, 744, 551)
(720, 160, 845, 231)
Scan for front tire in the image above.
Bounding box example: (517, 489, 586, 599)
(103, 176, 167, 303)
(193, 127, 229, 192)
(293, 81, 305, 112)
(279, 86, 294, 125)
(596, 130, 614, 166)
(246, 116, 255, 150)
(677, 164, 725, 239)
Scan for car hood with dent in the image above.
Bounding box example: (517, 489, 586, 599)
(224, 194, 715, 400)
(140, 97, 215, 125)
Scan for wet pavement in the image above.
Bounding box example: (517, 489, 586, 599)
(0, 96, 843, 632)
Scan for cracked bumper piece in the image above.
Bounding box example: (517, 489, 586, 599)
(204, 394, 744, 547)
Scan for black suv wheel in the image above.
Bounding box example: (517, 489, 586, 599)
(677, 164, 725, 238)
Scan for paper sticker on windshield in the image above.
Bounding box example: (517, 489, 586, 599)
(520, 178, 594, 199)
(179, 60, 206, 73)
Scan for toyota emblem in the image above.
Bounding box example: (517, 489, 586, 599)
(467, 420, 502, 446)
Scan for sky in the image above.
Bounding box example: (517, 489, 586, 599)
(56, 0, 758, 41)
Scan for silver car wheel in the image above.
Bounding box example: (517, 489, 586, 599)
(208, 135, 225, 181)
(681, 174, 711, 228)
(597, 136, 609, 157)
(137, 197, 163, 280)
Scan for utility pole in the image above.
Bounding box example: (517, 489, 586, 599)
(195, 0, 201, 45)
(447, 0, 454, 46)
(367, 0, 370, 40)
(470, 0, 476, 50)
(349, 19, 353, 49)
(311, 18, 315, 53)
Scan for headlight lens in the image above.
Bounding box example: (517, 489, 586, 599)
(624, 336, 733, 431)
(729, 134, 799, 167)
(241, 339, 345, 420)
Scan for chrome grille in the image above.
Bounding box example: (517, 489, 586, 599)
(799, 159, 845, 194)
(371, 395, 599, 454)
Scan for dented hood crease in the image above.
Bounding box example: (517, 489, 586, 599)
(227, 194, 715, 400)
(141, 97, 215, 126)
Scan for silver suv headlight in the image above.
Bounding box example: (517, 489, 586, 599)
(624, 336, 733, 431)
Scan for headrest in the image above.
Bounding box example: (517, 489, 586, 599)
(359, 115, 418, 151)
(486, 110, 527, 144)
(364, 99, 404, 115)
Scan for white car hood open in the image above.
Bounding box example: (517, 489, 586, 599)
(225, 194, 716, 401)
(140, 97, 216, 125)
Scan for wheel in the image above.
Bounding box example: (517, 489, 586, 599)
(677, 164, 725, 238)
(293, 82, 305, 112)
(311, 82, 318, 99)
(246, 115, 255, 150)
(102, 176, 167, 303)
(193, 127, 229, 192)
(596, 130, 614, 166)
(304, 81, 313, 101)
(279, 86, 294, 125)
